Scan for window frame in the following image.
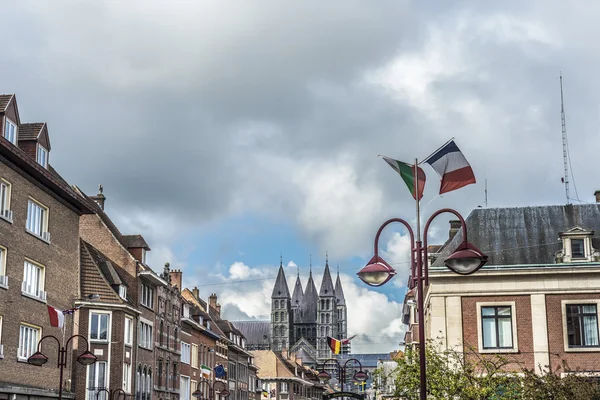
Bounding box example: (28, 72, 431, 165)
(89, 310, 111, 343)
(3, 117, 17, 144)
(124, 316, 133, 346)
(180, 375, 191, 400)
(0, 179, 12, 222)
(0, 245, 7, 284)
(141, 282, 154, 309)
(571, 238, 586, 259)
(181, 342, 191, 364)
(18, 322, 41, 361)
(139, 318, 153, 350)
(476, 301, 519, 353)
(123, 362, 132, 393)
(22, 259, 46, 302)
(562, 299, 600, 352)
(119, 285, 127, 300)
(86, 360, 108, 400)
(36, 144, 49, 169)
(191, 343, 198, 368)
(26, 198, 49, 241)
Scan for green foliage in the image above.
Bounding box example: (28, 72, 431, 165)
(385, 340, 600, 400)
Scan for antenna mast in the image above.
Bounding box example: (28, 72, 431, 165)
(485, 179, 488, 208)
(560, 74, 570, 204)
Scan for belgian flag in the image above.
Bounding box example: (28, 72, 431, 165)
(327, 336, 341, 354)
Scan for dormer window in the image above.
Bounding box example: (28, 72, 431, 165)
(119, 285, 127, 300)
(183, 304, 190, 318)
(556, 227, 600, 263)
(142, 248, 147, 264)
(36, 145, 48, 168)
(3, 118, 17, 144)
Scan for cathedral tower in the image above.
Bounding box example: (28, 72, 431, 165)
(271, 259, 291, 351)
(317, 256, 337, 359)
(335, 267, 349, 354)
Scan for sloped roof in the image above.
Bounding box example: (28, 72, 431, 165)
(0, 94, 13, 112)
(319, 262, 335, 297)
(291, 274, 304, 307)
(122, 234, 151, 250)
(18, 123, 44, 141)
(80, 240, 124, 304)
(432, 204, 600, 268)
(181, 289, 224, 338)
(231, 320, 271, 346)
(334, 273, 345, 306)
(272, 264, 290, 298)
(301, 270, 318, 323)
(348, 353, 392, 368)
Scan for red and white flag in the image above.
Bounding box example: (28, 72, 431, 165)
(424, 140, 476, 194)
(47, 305, 65, 328)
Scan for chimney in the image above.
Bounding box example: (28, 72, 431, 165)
(209, 293, 218, 310)
(192, 286, 200, 299)
(162, 262, 171, 284)
(595, 190, 600, 203)
(90, 184, 106, 210)
(170, 269, 182, 292)
(449, 220, 461, 240)
(216, 303, 221, 317)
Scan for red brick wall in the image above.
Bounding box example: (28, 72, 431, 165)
(462, 295, 535, 371)
(546, 293, 600, 372)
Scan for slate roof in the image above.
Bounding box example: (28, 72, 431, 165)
(291, 274, 304, 308)
(318, 262, 335, 297)
(18, 123, 44, 140)
(0, 94, 13, 112)
(348, 353, 392, 368)
(73, 186, 128, 246)
(272, 264, 291, 298)
(334, 273, 345, 306)
(231, 320, 271, 346)
(300, 270, 318, 323)
(431, 204, 600, 268)
(80, 240, 124, 304)
(122, 234, 151, 250)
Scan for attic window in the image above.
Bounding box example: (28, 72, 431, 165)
(119, 285, 127, 300)
(556, 227, 599, 263)
(3, 118, 17, 144)
(36, 145, 48, 169)
(571, 239, 585, 259)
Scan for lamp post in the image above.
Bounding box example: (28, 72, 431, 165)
(357, 209, 488, 400)
(95, 388, 129, 400)
(317, 358, 368, 392)
(192, 378, 230, 400)
(27, 334, 98, 400)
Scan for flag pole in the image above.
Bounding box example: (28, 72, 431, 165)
(414, 158, 421, 242)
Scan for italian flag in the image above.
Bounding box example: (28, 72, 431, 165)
(381, 156, 426, 200)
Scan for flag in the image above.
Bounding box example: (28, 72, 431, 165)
(327, 336, 341, 355)
(62, 305, 82, 315)
(201, 364, 211, 378)
(381, 156, 426, 200)
(424, 140, 476, 194)
(214, 364, 226, 379)
(47, 305, 65, 328)
(341, 334, 356, 344)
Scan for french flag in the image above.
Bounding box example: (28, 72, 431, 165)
(424, 140, 476, 194)
(47, 305, 65, 329)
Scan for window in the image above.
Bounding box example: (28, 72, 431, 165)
(191, 344, 198, 368)
(4, 118, 17, 144)
(181, 342, 191, 364)
(141, 283, 153, 308)
(571, 239, 585, 258)
(481, 306, 513, 349)
(159, 321, 164, 346)
(123, 363, 132, 392)
(36, 145, 48, 168)
(191, 380, 197, 400)
(18, 323, 40, 361)
(566, 304, 599, 348)
(22, 260, 45, 300)
(90, 312, 110, 341)
(119, 285, 127, 300)
(0, 179, 11, 221)
(280, 382, 288, 394)
(26, 199, 48, 239)
(87, 361, 107, 400)
(124, 316, 133, 346)
(0, 245, 6, 284)
(139, 321, 153, 349)
(180, 376, 190, 400)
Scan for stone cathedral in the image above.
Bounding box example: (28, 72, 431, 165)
(270, 258, 349, 367)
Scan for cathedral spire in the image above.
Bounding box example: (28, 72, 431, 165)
(319, 256, 335, 296)
(292, 271, 304, 307)
(272, 260, 290, 299)
(335, 267, 346, 306)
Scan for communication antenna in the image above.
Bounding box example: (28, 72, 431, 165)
(560, 74, 570, 204)
(485, 179, 488, 208)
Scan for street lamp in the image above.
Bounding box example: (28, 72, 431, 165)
(357, 208, 487, 400)
(192, 378, 230, 400)
(27, 334, 98, 400)
(317, 358, 368, 392)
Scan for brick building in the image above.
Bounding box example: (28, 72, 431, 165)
(403, 200, 600, 375)
(0, 94, 93, 400)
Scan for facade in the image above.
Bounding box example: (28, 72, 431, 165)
(0, 94, 93, 400)
(252, 350, 324, 400)
(270, 260, 348, 370)
(404, 199, 600, 375)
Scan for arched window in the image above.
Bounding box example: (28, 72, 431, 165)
(136, 366, 142, 400)
(326, 326, 329, 336)
(320, 300, 325, 310)
(280, 311, 285, 320)
(158, 361, 163, 388)
(166, 325, 170, 349)
(312, 327, 316, 337)
(282, 340, 286, 349)
(174, 328, 178, 350)
(275, 312, 279, 322)
(326, 299, 330, 310)
(302, 327, 306, 337)
(142, 367, 147, 400)
(159, 321, 164, 346)
(147, 370, 152, 399)
(165, 362, 170, 390)
(326, 313, 330, 324)
(282, 326, 286, 337)
(320, 326, 325, 336)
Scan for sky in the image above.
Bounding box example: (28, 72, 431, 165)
(2, 0, 600, 353)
